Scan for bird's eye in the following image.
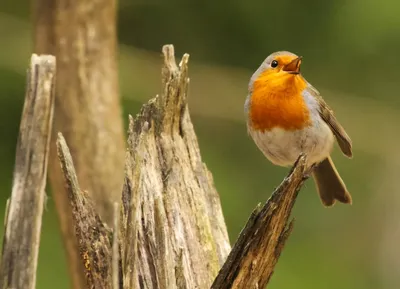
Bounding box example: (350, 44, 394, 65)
(271, 60, 278, 68)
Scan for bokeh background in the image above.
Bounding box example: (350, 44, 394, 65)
(1, 1, 400, 288)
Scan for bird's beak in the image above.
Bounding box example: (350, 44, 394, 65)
(282, 56, 302, 74)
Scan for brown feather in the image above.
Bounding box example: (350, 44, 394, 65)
(312, 157, 352, 206)
(307, 85, 353, 158)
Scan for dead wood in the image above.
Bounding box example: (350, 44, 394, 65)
(54, 44, 311, 289)
(211, 155, 311, 289)
(32, 0, 125, 287)
(0, 54, 56, 289)
(55, 44, 231, 288)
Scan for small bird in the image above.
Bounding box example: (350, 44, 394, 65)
(245, 51, 352, 206)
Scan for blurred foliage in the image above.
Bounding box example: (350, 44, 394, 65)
(119, 0, 400, 104)
(1, 0, 400, 288)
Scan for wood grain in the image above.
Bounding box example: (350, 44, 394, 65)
(0, 54, 56, 289)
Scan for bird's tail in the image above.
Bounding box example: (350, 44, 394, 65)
(312, 156, 352, 207)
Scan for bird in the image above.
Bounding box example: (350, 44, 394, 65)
(244, 51, 352, 206)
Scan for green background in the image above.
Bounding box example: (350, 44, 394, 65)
(1, 1, 400, 288)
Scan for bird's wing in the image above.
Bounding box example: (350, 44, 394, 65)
(307, 84, 353, 158)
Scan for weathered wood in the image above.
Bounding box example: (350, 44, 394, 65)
(0, 54, 56, 289)
(33, 0, 125, 287)
(112, 202, 121, 289)
(57, 133, 118, 289)
(55, 44, 231, 289)
(53, 44, 311, 289)
(118, 44, 232, 289)
(120, 116, 143, 289)
(211, 155, 311, 289)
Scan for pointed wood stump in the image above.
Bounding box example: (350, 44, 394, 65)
(55, 44, 311, 289)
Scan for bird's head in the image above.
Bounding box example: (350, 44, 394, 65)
(249, 51, 305, 93)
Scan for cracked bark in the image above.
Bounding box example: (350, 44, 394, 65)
(56, 44, 231, 288)
(119, 45, 231, 288)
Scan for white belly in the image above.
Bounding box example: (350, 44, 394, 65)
(248, 119, 334, 167)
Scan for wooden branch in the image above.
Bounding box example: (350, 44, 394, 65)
(211, 155, 311, 289)
(0, 54, 56, 289)
(33, 0, 125, 287)
(57, 133, 119, 289)
(118, 44, 232, 288)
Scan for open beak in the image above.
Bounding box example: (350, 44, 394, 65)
(282, 56, 302, 74)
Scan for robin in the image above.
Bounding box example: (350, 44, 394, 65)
(245, 51, 352, 206)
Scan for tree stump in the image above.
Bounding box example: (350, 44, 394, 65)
(57, 45, 231, 288)
(55, 45, 310, 288)
(1, 44, 311, 289)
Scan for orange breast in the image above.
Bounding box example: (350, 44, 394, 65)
(249, 71, 310, 132)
